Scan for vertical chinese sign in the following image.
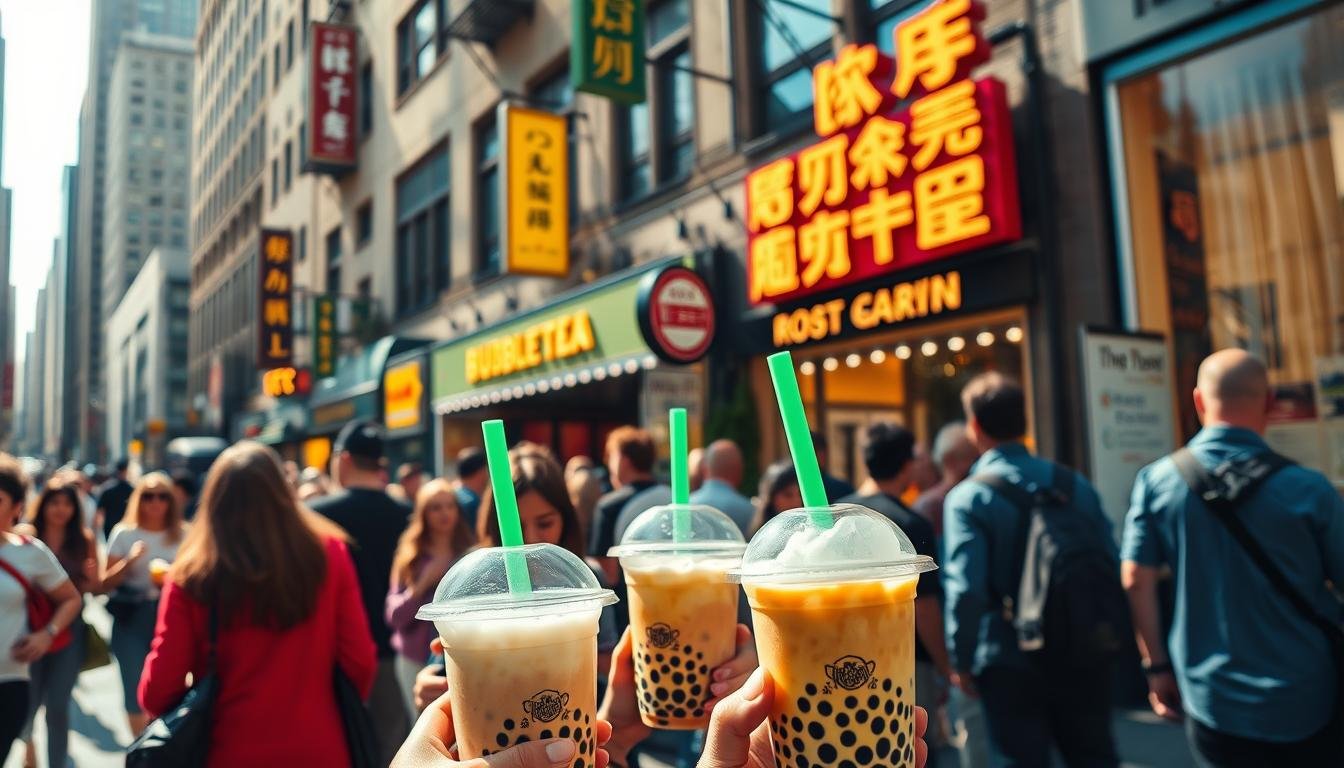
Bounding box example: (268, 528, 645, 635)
(258, 230, 294, 368)
(500, 103, 570, 277)
(571, 0, 646, 104)
(306, 22, 359, 172)
(745, 0, 1021, 306)
(313, 294, 336, 378)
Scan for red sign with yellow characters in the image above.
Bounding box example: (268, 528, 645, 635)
(745, 0, 1020, 306)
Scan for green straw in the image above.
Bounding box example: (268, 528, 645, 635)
(766, 351, 833, 528)
(669, 408, 691, 541)
(482, 420, 532, 595)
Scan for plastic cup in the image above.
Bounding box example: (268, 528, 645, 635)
(417, 543, 617, 764)
(729, 504, 937, 768)
(149, 558, 170, 588)
(609, 504, 747, 729)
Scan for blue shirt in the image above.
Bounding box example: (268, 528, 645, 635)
(689, 479, 755, 537)
(1122, 425, 1344, 741)
(943, 444, 1116, 674)
(455, 486, 480, 530)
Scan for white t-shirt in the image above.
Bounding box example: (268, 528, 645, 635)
(107, 525, 185, 597)
(0, 535, 70, 682)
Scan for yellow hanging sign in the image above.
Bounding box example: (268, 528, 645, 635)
(501, 103, 570, 277)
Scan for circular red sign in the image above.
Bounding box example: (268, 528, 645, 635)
(642, 267, 716, 364)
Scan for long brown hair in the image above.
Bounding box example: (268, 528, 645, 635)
(390, 478, 475, 589)
(122, 471, 186, 544)
(27, 479, 92, 568)
(477, 449, 586, 557)
(173, 441, 348, 629)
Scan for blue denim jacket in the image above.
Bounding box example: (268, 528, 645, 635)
(1122, 425, 1344, 741)
(943, 444, 1116, 674)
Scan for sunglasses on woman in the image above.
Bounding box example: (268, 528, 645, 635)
(141, 491, 172, 502)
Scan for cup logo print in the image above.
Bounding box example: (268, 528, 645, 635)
(824, 655, 877, 691)
(645, 622, 680, 650)
(522, 690, 570, 723)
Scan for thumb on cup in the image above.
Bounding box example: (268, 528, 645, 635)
(700, 668, 773, 768)
(471, 738, 577, 768)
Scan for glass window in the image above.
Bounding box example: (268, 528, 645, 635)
(360, 62, 374, 138)
(357, 201, 373, 246)
(661, 47, 695, 181)
(396, 146, 451, 315)
(648, 0, 689, 48)
(326, 227, 342, 293)
(1114, 4, 1344, 478)
(622, 102, 652, 200)
(477, 117, 500, 276)
(758, 0, 833, 126)
(532, 69, 577, 218)
(870, 0, 933, 56)
(397, 0, 445, 96)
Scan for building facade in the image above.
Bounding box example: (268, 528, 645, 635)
(72, 0, 198, 463)
(58, 165, 81, 460)
(105, 248, 192, 465)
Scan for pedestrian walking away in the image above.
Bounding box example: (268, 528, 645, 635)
(139, 441, 377, 767)
(452, 447, 488, 531)
(689, 439, 756, 537)
(943, 373, 1122, 767)
(309, 420, 413, 766)
(100, 470, 187, 737)
(1122, 349, 1344, 768)
(94, 458, 134, 541)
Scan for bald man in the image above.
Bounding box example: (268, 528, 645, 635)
(689, 439, 755, 536)
(687, 447, 706, 493)
(1122, 349, 1344, 767)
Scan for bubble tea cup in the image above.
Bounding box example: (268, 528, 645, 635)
(416, 543, 617, 765)
(730, 504, 936, 768)
(609, 503, 746, 729)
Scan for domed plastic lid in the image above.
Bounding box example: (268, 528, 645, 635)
(416, 543, 617, 621)
(727, 503, 937, 585)
(607, 503, 747, 558)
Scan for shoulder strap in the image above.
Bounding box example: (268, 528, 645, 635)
(0, 553, 35, 597)
(1171, 448, 1343, 644)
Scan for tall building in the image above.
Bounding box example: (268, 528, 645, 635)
(72, 0, 198, 463)
(58, 165, 80, 459)
(42, 242, 66, 457)
(21, 289, 46, 456)
(102, 32, 193, 326)
(0, 12, 12, 446)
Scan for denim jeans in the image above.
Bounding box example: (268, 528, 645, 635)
(23, 615, 87, 768)
(975, 662, 1118, 768)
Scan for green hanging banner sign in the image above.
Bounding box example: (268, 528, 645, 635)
(571, 0, 646, 105)
(313, 294, 337, 378)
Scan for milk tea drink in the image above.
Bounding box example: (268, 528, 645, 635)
(611, 504, 746, 730)
(732, 505, 935, 768)
(417, 543, 617, 765)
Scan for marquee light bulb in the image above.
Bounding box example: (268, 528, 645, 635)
(1006, 326, 1024, 343)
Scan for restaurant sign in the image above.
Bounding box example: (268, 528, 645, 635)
(501, 103, 570, 277)
(257, 229, 294, 367)
(305, 22, 359, 172)
(571, 0, 646, 104)
(313, 294, 337, 378)
(384, 358, 426, 433)
(746, 0, 1020, 307)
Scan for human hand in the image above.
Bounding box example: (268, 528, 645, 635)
(950, 669, 978, 699)
(392, 689, 614, 767)
(414, 638, 449, 713)
(12, 630, 53, 663)
(705, 625, 759, 710)
(1146, 671, 1183, 722)
(127, 540, 148, 563)
(597, 628, 651, 765)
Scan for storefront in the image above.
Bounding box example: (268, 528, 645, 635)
(1097, 0, 1344, 489)
(736, 2, 1044, 481)
(308, 335, 432, 470)
(429, 258, 715, 475)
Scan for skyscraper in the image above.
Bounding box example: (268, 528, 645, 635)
(0, 12, 13, 446)
(71, 0, 198, 462)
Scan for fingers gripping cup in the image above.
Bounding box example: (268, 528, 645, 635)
(730, 504, 937, 768)
(416, 543, 616, 765)
(609, 504, 746, 729)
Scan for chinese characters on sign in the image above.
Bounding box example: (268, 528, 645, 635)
(258, 230, 295, 368)
(571, 0, 646, 104)
(313, 294, 337, 378)
(744, 0, 1020, 306)
(306, 22, 359, 171)
(501, 103, 570, 277)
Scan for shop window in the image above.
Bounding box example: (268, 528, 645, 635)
(756, 0, 833, 129)
(476, 115, 501, 277)
(1113, 4, 1344, 480)
(532, 68, 577, 220)
(619, 0, 694, 202)
(283, 140, 292, 191)
(395, 144, 451, 316)
(326, 227, 342, 293)
(360, 62, 374, 138)
(397, 0, 446, 96)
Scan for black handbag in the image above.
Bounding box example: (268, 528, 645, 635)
(335, 666, 380, 768)
(126, 607, 219, 768)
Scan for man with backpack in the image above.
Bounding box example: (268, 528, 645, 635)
(1122, 349, 1343, 767)
(943, 373, 1121, 766)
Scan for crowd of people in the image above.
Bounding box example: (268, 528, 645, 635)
(0, 346, 1338, 767)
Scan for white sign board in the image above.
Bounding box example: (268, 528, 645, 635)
(1081, 329, 1177, 535)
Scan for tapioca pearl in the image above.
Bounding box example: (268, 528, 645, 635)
(698, 664, 710, 676)
(843, 695, 858, 709)
(660, 664, 672, 674)
(655, 653, 665, 663)
(672, 689, 687, 704)
(791, 736, 805, 754)
(870, 716, 886, 735)
(790, 716, 803, 732)
(896, 729, 907, 750)
(656, 717, 669, 726)
(817, 700, 833, 717)
(818, 743, 838, 763)
(514, 735, 530, 744)
(855, 745, 874, 765)
(690, 684, 703, 697)
(575, 759, 587, 768)
(902, 744, 915, 764)
(867, 694, 880, 709)
(805, 683, 818, 696)
(495, 733, 509, 748)
(839, 760, 858, 768)
(884, 679, 894, 693)
(884, 699, 895, 716)
(642, 690, 654, 704)
(650, 669, 661, 683)
(583, 712, 591, 725)
(875, 736, 892, 760)
(672, 672, 685, 685)
(540, 729, 553, 740)
(797, 756, 810, 768)
(692, 707, 705, 718)
(854, 709, 869, 724)
(695, 650, 705, 660)
(796, 696, 811, 714)
(684, 644, 694, 653)
(656, 687, 671, 701)
(807, 721, 825, 740)
(503, 718, 516, 730)
(559, 725, 571, 739)
(840, 729, 857, 747)
(835, 712, 850, 728)
(893, 684, 901, 697)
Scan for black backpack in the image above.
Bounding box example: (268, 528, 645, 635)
(974, 463, 1129, 667)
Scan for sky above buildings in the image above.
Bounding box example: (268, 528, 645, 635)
(3, 1, 91, 359)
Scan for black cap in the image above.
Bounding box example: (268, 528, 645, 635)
(335, 420, 386, 463)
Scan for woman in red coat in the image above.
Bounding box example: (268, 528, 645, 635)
(139, 441, 376, 767)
